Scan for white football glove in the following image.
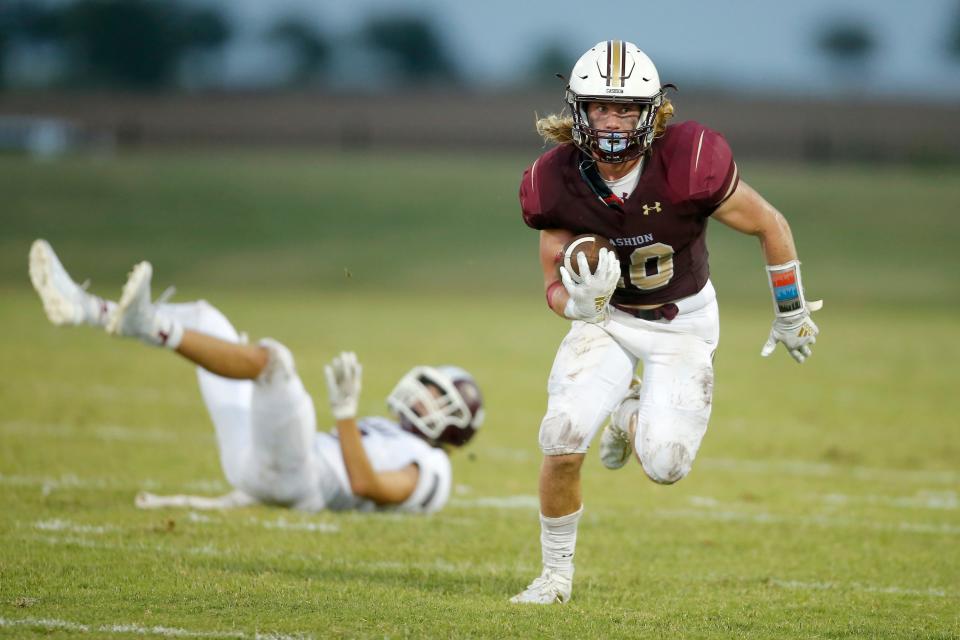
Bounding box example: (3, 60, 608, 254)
(559, 248, 621, 323)
(761, 300, 823, 363)
(324, 351, 362, 420)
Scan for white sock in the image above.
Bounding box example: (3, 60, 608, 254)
(540, 505, 583, 577)
(130, 307, 183, 349)
(152, 312, 184, 350)
(82, 295, 116, 328)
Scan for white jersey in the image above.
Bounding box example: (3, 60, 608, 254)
(314, 416, 452, 514)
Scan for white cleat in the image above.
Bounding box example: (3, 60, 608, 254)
(29, 239, 103, 326)
(599, 422, 632, 470)
(108, 261, 179, 347)
(599, 378, 643, 470)
(108, 261, 154, 338)
(510, 569, 572, 604)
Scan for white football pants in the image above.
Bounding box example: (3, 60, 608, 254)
(539, 281, 719, 484)
(160, 301, 328, 510)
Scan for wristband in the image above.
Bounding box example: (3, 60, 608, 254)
(766, 260, 807, 317)
(546, 280, 565, 309)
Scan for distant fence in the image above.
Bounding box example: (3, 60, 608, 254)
(0, 90, 958, 163)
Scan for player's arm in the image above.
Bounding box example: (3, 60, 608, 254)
(540, 228, 575, 318)
(334, 416, 419, 505)
(712, 180, 797, 264)
(324, 352, 419, 505)
(713, 181, 822, 363)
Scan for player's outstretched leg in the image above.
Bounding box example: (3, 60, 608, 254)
(598, 377, 642, 470)
(109, 261, 270, 380)
(29, 239, 115, 327)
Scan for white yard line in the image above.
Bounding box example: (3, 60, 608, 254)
(173, 512, 340, 534)
(686, 491, 958, 513)
(817, 490, 958, 510)
(178, 513, 341, 534)
(24, 509, 341, 541)
(256, 516, 339, 533)
(1, 472, 119, 490)
(699, 457, 959, 485)
(29, 533, 229, 557)
(771, 579, 948, 598)
(17, 381, 197, 405)
(0, 616, 311, 640)
(34, 519, 116, 535)
(0, 617, 90, 632)
(0, 472, 225, 494)
(654, 508, 960, 535)
(449, 495, 540, 510)
(1, 420, 210, 444)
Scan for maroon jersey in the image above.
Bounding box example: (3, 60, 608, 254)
(520, 121, 738, 306)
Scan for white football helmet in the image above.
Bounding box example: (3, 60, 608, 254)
(566, 40, 666, 163)
(386, 365, 484, 447)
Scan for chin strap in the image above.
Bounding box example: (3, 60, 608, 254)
(578, 158, 624, 209)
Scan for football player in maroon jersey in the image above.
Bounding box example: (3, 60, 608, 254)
(511, 41, 821, 604)
(29, 239, 484, 515)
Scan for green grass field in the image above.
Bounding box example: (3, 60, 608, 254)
(0, 151, 958, 638)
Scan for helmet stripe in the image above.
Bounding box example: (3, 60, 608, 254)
(607, 39, 625, 88)
(605, 40, 613, 87)
(613, 39, 624, 88)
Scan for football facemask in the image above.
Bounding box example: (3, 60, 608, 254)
(386, 365, 484, 447)
(566, 40, 665, 163)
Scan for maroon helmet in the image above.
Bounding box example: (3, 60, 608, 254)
(386, 365, 484, 447)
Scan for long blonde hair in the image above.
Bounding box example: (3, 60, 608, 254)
(536, 97, 675, 145)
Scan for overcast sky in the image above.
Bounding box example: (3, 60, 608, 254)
(203, 0, 960, 98)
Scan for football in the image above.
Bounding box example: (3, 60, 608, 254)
(558, 233, 617, 283)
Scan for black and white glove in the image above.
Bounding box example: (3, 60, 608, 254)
(559, 248, 621, 323)
(324, 351, 362, 420)
(761, 261, 822, 364)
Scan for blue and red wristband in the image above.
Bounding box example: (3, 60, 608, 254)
(766, 260, 806, 316)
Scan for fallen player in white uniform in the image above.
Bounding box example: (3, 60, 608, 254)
(29, 239, 484, 514)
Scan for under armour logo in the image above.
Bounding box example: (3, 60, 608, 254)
(642, 202, 662, 215)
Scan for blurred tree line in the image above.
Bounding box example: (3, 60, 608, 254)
(0, 0, 461, 90)
(0, 0, 228, 89)
(2, 0, 960, 92)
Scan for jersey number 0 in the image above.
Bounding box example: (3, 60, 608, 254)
(618, 242, 675, 291)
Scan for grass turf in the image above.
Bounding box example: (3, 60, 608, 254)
(0, 150, 957, 638)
